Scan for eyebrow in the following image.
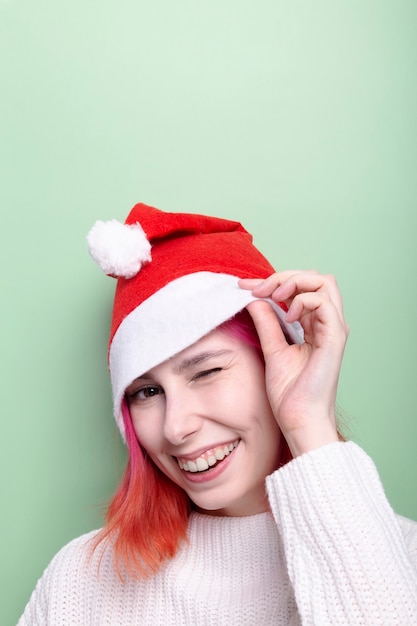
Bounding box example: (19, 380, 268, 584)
(135, 349, 234, 381)
(173, 350, 233, 374)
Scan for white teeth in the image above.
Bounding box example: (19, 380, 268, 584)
(196, 458, 209, 471)
(215, 448, 225, 461)
(178, 439, 239, 473)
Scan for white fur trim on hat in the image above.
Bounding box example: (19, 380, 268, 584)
(87, 219, 152, 278)
(109, 271, 303, 440)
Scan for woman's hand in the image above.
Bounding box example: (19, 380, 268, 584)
(239, 271, 349, 458)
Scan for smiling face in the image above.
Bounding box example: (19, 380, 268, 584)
(126, 327, 283, 516)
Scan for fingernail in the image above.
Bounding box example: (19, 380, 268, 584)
(238, 278, 261, 286)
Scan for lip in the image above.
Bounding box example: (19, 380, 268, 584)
(177, 440, 240, 484)
(175, 439, 239, 462)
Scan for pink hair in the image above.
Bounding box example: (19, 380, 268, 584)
(93, 309, 292, 578)
(92, 399, 190, 579)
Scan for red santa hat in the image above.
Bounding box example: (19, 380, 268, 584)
(87, 202, 303, 439)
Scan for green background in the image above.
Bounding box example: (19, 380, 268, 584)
(1, 1, 416, 623)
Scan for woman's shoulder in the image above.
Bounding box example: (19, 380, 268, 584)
(32, 529, 105, 586)
(49, 528, 102, 562)
(18, 529, 108, 625)
(59, 528, 102, 549)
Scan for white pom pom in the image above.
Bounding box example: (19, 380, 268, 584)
(87, 219, 152, 278)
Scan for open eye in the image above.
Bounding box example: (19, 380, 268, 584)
(140, 386, 162, 398)
(127, 385, 164, 403)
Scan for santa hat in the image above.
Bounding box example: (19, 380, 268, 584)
(87, 202, 303, 439)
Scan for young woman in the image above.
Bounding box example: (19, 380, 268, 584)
(19, 203, 417, 625)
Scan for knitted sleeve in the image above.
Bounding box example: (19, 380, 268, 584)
(266, 441, 417, 625)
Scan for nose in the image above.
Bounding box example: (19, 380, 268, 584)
(163, 391, 201, 446)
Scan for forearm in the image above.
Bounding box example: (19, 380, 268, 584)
(267, 441, 417, 625)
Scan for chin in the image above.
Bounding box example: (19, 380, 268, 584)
(190, 489, 269, 517)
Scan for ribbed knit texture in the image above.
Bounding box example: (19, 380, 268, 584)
(19, 443, 417, 625)
(266, 442, 417, 624)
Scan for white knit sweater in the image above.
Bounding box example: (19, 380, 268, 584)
(18, 442, 417, 625)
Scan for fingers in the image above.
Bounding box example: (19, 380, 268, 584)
(285, 291, 348, 351)
(239, 271, 347, 333)
(246, 300, 289, 358)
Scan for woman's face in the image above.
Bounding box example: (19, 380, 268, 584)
(126, 328, 283, 516)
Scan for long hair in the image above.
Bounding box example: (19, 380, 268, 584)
(93, 309, 293, 578)
(92, 399, 191, 578)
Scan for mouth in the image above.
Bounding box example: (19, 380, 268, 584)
(177, 439, 240, 473)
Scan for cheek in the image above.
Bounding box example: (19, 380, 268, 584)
(233, 365, 272, 417)
(130, 412, 162, 454)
